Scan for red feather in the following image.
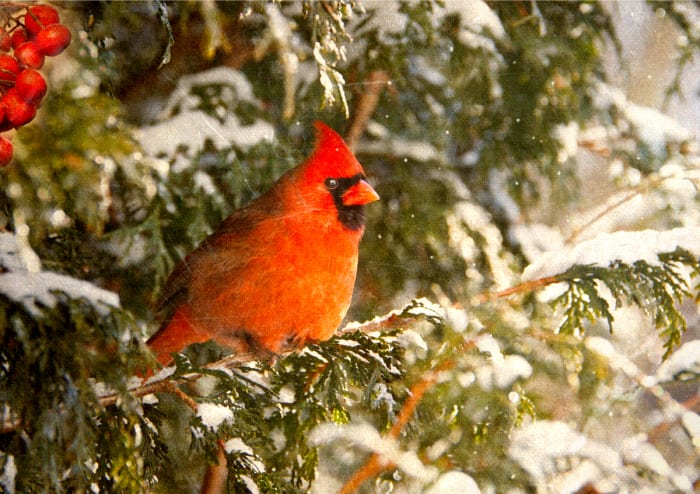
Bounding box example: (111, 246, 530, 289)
(147, 122, 379, 367)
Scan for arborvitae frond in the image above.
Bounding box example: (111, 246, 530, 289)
(0, 283, 148, 492)
(553, 247, 699, 358)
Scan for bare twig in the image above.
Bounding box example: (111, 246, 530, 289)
(345, 70, 390, 151)
(566, 187, 645, 244)
(339, 312, 421, 337)
(201, 440, 228, 494)
(566, 170, 699, 244)
(472, 275, 560, 305)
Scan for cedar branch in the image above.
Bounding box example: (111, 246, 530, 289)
(339, 341, 475, 493)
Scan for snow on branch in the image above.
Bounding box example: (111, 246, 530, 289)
(0, 271, 119, 316)
(0, 232, 120, 315)
(522, 227, 700, 281)
(508, 419, 692, 493)
(517, 228, 700, 358)
(309, 422, 437, 483)
(592, 81, 693, 155)
(137, 67, 274, 158)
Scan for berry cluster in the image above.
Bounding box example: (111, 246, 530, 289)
(0, 3, 71, 166)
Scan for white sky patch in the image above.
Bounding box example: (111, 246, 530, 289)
(196, 403, 234, 430)
(522, 227, 700, 281)
(309, 422, 437, 483)
(1, 271, 120, 316)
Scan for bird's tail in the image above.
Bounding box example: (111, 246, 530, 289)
(147, 305, 211, 367)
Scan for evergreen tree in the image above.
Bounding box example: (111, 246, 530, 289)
(1, 1, 699, 492)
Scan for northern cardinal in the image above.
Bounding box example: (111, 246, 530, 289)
(147, 122, 379, 367)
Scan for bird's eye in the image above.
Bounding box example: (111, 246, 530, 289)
(325, 178, 339, 190)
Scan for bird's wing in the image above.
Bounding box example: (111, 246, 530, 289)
(154, 202, 275, 327)
(155, 252, 192, 325)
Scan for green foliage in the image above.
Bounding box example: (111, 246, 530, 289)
(0, 285, 150, 492)
(1, 88, 142, 242)
(554, 247, 700, 357)
(137, 328, 406, 493)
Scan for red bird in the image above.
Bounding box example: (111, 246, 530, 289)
(147, 122, 379, 367)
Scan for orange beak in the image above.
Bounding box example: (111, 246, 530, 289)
(342, 179, 380, 206)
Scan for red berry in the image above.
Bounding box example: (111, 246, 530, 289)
(25, 5, 60, 36)
(0, 32, 11, 52)
(16, 69, 47, 104)
(14, 42, 44, 69)
(2, 88, 37, 128)
(0, 55, 20, 84)
(11, 29, 27, 49)
(35, 24, 71, 56)
(0, 136, 13, 166)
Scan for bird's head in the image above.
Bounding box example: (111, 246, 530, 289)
(287, 121, 379, 231)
